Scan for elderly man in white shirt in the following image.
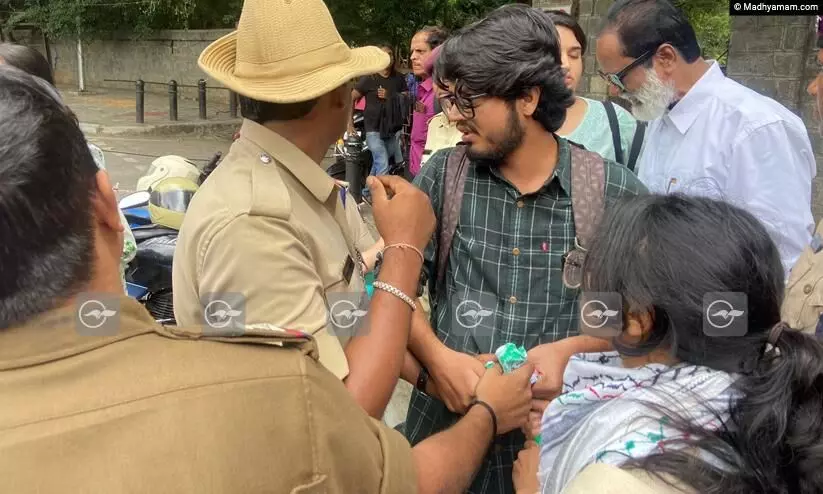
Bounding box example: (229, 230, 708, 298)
(595, 0, 815, 278)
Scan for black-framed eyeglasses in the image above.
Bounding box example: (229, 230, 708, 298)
(438, 92, 487, 119)
(597, 49, 656, 92)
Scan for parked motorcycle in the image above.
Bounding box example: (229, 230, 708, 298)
(119, 152, 222, 323)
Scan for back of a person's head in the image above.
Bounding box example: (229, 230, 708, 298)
(602, 0, 700, 63)
(0, 65, 98, 329)
(434, 3, 573, 133)
(583, 194, 823, 493)
(416, 26, 449, 50)
(0, 43, 54, 85)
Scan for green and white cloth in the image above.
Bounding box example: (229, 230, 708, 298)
(559, 97, 642, 166)
(538, 351, 737, 494)
(89, 143, 137, 293)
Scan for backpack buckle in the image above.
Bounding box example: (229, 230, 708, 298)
(561, 237, 587, 290)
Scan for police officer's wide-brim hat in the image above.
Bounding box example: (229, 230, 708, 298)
(198, 0, 390, 104)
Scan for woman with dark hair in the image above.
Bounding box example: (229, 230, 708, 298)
(512, 194, 823, 493)
(545, 10, 644, 171)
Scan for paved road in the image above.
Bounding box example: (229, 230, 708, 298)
(90, 135, 232, 195)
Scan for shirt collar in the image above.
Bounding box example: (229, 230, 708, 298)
(553, 137, 573, 195)
(665, 61, 724, 135)
(419, 77, 434, 93)
(484, 136, 573, 196)
(0, 297, 159, 371)
(238, 119, 336, 203)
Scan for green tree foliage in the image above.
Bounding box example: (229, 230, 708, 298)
(674, 0, 730, 65)
(1, 0, 519, 48)
(1, 0, 726, 65)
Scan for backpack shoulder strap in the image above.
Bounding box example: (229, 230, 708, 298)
(627, 121, 646, 172)
(603, 100, 624, 165)
(569, 145, 606, 250)
(435, 145, 470, 291)
(563, 145, 606, 289)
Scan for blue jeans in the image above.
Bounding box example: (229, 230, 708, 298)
(366, 131, 403, 177)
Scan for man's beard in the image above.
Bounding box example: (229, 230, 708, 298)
(463, 107, 525, 168)
(626, 68, 677, 122)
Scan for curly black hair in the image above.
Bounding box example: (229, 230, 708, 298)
(433, 4, 573, 133)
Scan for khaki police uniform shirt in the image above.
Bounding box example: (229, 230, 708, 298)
(782, 218, 823, 333)
(0, 298, 417, 493)
(173, 120, 375, 380)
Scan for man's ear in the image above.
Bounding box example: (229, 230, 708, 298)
(654, 44, 679, 77)
(91, 170, 124, 233)
(519, 87, 542, 117)
(624, 310, 654, 341)
(331, 84, 351, 111)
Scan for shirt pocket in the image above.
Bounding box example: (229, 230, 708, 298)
(782, 248, 823, 333)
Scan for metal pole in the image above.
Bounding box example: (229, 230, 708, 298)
(344, 134, 364, 203)
(168, 80, 178, 121)
(198, 79, 207, 120)
(77, 38, 85, 92)
(229, 91, 238, 118)
(135, 79, 145, 124)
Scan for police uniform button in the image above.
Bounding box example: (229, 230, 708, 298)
(260, 153, 272, 164)
(804, 284, 813, 295)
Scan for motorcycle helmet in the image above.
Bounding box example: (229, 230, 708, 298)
(148, 177, 199, 230)
(137, 155, 201, 192)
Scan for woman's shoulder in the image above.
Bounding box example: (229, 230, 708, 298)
(564, 463, 693, 494)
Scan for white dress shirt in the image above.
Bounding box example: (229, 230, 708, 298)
(638, 61, 816, 278)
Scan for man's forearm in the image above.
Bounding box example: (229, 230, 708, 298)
(408, 307, 447, 369)
(559, 335, 612, 356)
(401, 350, 422, 385)
(343, 249, 423, 418)
(413, 406, 493, 494)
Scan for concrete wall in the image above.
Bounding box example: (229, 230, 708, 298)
(534, 0, 823, 220)
(18, 29, 234, 104)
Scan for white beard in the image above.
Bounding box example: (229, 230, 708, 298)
(625, 68, 677, 121)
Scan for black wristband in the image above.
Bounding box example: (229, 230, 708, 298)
(470, 399, 498, 441)
(416, 367, 429, 394)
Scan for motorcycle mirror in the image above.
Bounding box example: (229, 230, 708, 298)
(118, 191, 151, 210)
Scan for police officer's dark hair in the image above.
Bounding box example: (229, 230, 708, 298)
(0, 43, 54, 85)
(601, 0, 701, 63)
(239, 96, 320, 123)
(434, 3, 573, 133)
(416, 26, 449, 49)
(0, 65, 98, 329)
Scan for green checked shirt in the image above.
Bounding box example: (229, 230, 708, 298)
(407, 136, 647, 494)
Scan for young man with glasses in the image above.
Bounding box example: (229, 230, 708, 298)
(402, 5, 646, 493)
(596, 0, 815, 279)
